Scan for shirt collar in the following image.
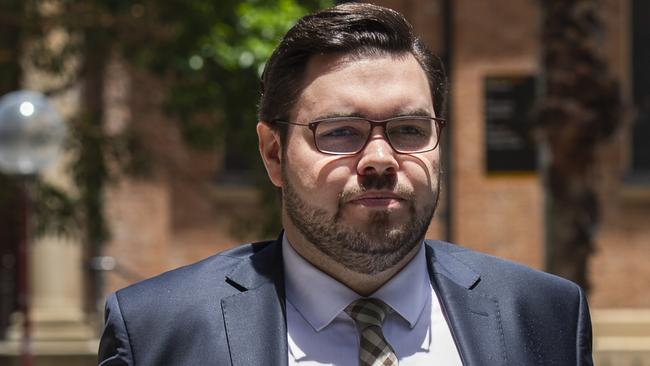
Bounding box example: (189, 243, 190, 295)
(282, 235, 430, 331)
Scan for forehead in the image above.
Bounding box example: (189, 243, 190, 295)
(292, 52, 434, 121)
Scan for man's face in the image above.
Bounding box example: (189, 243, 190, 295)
(261, 52, 441, 274)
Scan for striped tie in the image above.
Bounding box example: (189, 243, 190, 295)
(345, 298, 398, 366)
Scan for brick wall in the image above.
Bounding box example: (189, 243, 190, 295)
(374, 0, 650, 308)
(102, 0, 650, 309)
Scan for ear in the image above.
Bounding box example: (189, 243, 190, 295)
(257, 121, 283, 188)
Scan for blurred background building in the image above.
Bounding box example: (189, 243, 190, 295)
(0, 0, 648, 365)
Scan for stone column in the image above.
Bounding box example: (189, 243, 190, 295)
(28, 235, 95, 341)
(3, 235, 97, 356)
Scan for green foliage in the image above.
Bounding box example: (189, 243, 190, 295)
(6, 0, 333, 241)
(123, 0, 333, 237)
(140, 0, 333, 158)
(210, 0, 313, 72)
(32, 180, 80, 239)
(68, 112, 110, 246)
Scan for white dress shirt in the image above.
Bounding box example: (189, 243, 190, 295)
(282, 236, 463, 366)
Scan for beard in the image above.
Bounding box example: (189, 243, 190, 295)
(282, 168, 439, 275)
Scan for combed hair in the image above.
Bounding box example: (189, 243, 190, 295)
(258, 2, 447, 139)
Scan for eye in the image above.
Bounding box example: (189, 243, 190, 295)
(317, 120, 366, 139)
(389, 124, 427, 136)
(322, 126, 361, 137)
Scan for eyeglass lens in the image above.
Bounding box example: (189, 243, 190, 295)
(314, 118, 438, 154)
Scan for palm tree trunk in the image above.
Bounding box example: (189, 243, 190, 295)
(537, 0, 621, 291)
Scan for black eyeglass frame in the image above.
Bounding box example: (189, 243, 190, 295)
(272, 115, 447, 155)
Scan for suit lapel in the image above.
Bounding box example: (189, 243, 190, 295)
(426, 242, 509, 366)
(219, 238, 509, 366)
(221, 238, 288, 366)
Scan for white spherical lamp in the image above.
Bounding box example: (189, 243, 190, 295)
(0, 90, 66, 175)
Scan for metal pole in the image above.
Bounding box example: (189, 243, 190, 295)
(17, 179, 33, 366)
(441, 0, 454, 243)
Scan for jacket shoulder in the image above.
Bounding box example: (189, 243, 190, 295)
(114, 240, 275, 308)
(102, 240, 278, 365)
(425, 240, 592, 364)
(425, 240, 583, 295)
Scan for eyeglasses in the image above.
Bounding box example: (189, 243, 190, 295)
(273, 115, 446, 155)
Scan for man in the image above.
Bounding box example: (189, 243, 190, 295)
(99, 3, 593, 366)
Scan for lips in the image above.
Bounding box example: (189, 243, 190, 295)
(346, 191, 405, 207)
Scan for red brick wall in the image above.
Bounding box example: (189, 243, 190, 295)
(373, 0, 650, 307)
(103, 0, 650, 308)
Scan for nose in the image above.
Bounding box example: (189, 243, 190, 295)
(356, 129, 399, 176)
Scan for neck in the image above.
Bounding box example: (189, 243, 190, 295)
(283, 228, 421, 296)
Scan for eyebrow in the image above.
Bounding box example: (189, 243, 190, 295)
(313, 108, 433, 121)
(394, 108, 432, 118)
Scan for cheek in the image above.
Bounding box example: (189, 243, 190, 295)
(401, 155, 440, 191)
(285, 139, 352, 194)
(284, 134, 317, 187)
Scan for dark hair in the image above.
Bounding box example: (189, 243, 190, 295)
(258, 2, 447, 140)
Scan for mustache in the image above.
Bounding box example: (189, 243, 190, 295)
(338, 177, 415, 203)
(360, 172, 396, 191)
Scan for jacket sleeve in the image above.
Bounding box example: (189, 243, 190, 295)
(576, 286, 594, 366)
(98, 292, 134, 366)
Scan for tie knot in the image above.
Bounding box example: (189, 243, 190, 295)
(345, 298, 392, 329)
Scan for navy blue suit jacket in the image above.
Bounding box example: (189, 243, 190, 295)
(98, 238, 593, 365)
